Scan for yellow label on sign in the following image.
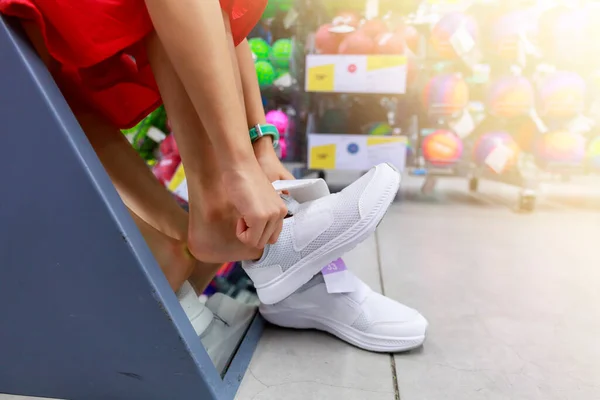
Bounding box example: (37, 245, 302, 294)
(307, 64, 335, 92)
(366, 56, 406, 71)
(168, 163, 186, 191)
(310, 144, 336, 169)
(367, 136, 407, 146)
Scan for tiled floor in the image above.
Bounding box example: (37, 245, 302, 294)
(3, 176, 600, 400)
(235, 176, 600, 400)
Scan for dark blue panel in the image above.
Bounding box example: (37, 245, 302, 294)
(0, 17, 221, 400)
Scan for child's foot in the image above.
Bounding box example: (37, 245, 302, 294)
(187, 199, 263, 264)
(243, 163, 401, 305)
(260, 274, 428, 352)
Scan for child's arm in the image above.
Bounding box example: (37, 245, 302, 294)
(144, 0, 255, 168)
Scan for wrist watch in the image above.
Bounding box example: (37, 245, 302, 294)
(249, 124, 280, 149)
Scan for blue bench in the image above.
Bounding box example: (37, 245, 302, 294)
(0, 16, 262, 400)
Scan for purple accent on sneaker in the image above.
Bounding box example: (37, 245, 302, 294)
(321, 258, 347, 275)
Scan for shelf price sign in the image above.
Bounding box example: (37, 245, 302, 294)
(305, 55, 407, 94)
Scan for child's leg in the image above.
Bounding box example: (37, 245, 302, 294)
(127, 208, 195, 291)
(146, 16, 263, 263)
(78, 113, 223, 292)
(20, 22, 221, 293)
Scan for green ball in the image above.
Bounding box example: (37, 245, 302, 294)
(275, 68, 289, 78)
(270, 39, 292, 69)
(248, 38, 271, 61)
(368, 122, 393, 136)
(255, 60, 276, 86)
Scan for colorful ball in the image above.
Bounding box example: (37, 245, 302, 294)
(421, 74, 469, 117)
(489, 9, 538, 61)
(487, 75, 535, 118)
(279, 137, 288, 159)
(368, 122, 393, 136)
(248, 38, 271, 61)
(473, 131, 520, 168)
(265, 110, 289, 135)
(587, 136, 600, 170)
(361, 18, 388, 38)
(422, 129, 463, 166)
(430, 13, 478, 60)
(315, 24, 344, 54)
(538, 71, 586, 119)
(400, 24, 419, 53)
(270, 38, 293, 69)
(255, 60, 276, 86)
(536, 130, 586, 165)
(338, 31, 376, 55)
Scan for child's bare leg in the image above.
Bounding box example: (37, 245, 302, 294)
(146, 26, 263, 263)
(127, 209, 195, 291)
(21, 21, 221, 293)
(78, 114, 223, 292)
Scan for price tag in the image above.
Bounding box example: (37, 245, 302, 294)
(449, 110, 475, 138)
(450, 23, 475, 56)
(529, 108, 548, 134)
(283, 8, 299, 29)
(566, 114, 594, 135)
(306, 63, 335, 92)
(472, 64, 490, 84)
(309, 144, 336, 169)
(485, 144, 514, 174)
(146, 126, 167, 143)
(321, 259, 357, 294)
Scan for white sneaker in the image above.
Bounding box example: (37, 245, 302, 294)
(202, 293, 257, 374)
(177, 283, 257, 373)
(177, 281, 214, 335)
(243, 163, 400, 305)
(259, 274, 428, 353)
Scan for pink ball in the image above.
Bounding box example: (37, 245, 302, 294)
(279, 138, 287, 159)
(266, 110, 289, 135)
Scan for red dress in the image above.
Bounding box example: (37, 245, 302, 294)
(0, 0, 267, 128)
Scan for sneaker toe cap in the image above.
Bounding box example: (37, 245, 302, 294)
(365, 311, 428, 338)
(361, 293, 428, 338)
(356, 163, 400, 219)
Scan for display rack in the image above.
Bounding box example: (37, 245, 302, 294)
(300, 0, 414, 183)
(0, 16, 261, 400)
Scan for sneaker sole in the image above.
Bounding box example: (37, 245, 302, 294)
(255, 163, 401, 305)
(260, 306, 426, 353)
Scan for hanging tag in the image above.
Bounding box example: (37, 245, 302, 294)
(321, 259, 357, 294)
(365, 0, 379, 20)
(450, 23, 475, 56)
(472, 64, 490, 84)
(485, 144, 513, 174)
(449, 110, 475, 138)
(566, 114, 594, 135)
(283, 8, 299, 30)
(529, 108, 548, 134)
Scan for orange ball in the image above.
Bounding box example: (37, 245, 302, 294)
(315, 24, 346, 54)
(338, 31, 376, 55)
(361, 18, 389, 38)
(375, 32, 406, 55)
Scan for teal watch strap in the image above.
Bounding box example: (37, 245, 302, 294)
(249, 124, 280, 148)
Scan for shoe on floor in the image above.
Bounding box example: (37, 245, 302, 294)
(259, 274, 428, 353)
(177, 283, 257, 374)
(243, 163, 400, 305)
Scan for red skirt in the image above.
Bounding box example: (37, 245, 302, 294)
(0, 0, 267, 128)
